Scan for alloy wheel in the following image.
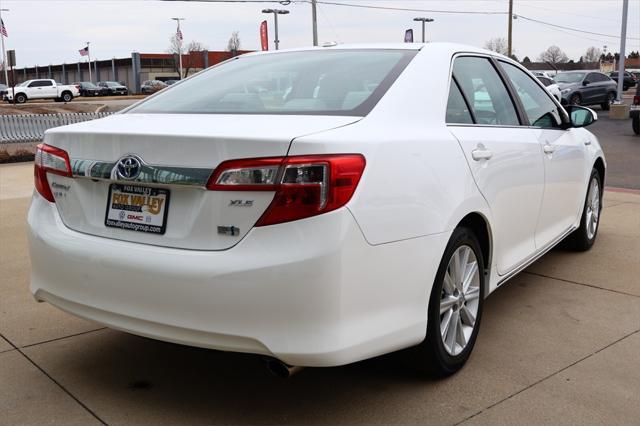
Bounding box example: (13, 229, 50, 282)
(439, 245, 481, 356)
(585, 177, 600, 240)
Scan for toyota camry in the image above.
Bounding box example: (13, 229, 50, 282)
(28, 43, 605, 377)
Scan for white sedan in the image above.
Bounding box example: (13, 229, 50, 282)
(28, 43, 605, 377)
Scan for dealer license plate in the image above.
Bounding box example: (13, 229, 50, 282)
(105, 184, 170, 234)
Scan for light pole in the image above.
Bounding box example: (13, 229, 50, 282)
(0, 7, 9, 86)
(615, 0, 629, 103)
(262, 9, 289, 50)
(412, 17, 433, 43)
(86, 41, 92, 83)
(171, 17, 185, 79)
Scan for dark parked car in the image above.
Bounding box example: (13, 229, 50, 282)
(554, 71, 617, 110)
(140, 80, 168, 94)
(97, 81, 129, 96)
(74, 82, 104, 97)
(608, 71, 637, 91)
(631, 84, 639, 135)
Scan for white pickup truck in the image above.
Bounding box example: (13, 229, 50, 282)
(4, 79, 80, 104)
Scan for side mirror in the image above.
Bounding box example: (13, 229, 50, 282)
(566, 105, 597, 128)
(582, 80, 590, 86)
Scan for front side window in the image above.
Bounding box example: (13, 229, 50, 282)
(129, 50, 416, 116)
(500, 62, 563, 128)
(452, 56, 519, 126)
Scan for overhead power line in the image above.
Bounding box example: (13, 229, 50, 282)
(302, 1, 508, 15)
(516, 14, 640, 41)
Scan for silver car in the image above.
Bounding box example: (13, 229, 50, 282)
(555, 71, 617, 110)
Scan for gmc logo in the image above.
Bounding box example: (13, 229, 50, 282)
(127, 214, 144, 221)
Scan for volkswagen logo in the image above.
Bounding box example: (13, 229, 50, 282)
(115, 155, 143, 180)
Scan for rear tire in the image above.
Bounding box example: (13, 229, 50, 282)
(633, 115, 640, 135)
(406, 226, 485, 377)
(564, 169, 602, 251)
(61, 92, 73, 102)
(601, 92, 615, 111)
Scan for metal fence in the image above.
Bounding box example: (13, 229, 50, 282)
(0, 112, 113, 144)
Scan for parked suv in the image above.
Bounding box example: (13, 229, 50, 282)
(74, 82, 103, 97)
(140, 80, 167, 94)
(555, 71, 617, 110)
(98, 81, 129, 96)
(609, 71, 637, 91)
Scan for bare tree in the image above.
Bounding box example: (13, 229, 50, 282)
(484, 37, 508, 56)
(538, 46, 569, 64)
(167, 34, 208, 78)
(583, 46, 602, 63)
(227, 31, 241, 53)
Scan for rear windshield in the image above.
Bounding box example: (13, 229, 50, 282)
(128, 49, 416, 116)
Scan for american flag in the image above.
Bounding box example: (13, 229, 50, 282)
(1, 19, 7, 37)
(177, 28, 183, 41)
(79, 46, 89, 56)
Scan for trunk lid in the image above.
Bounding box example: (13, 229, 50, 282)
(44, 113, 360, 250)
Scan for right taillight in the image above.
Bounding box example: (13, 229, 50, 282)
(207, 154, 366, 226)
(34, 143, 72, 202)
(633, 95, 640, 105)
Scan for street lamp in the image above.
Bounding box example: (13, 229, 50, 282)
(413, 17, 434, 43)
(262, 9, 289, 50)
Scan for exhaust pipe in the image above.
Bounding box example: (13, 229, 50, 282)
(265, 358, 304, 378)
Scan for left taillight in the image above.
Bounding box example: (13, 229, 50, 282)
(207, 154, 366, 226)
(34, 143, 72, 202)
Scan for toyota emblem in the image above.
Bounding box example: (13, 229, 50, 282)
(115, 155, 143, 180)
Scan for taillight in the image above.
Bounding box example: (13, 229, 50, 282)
(34, 143, 72, 202)
(634, 95, 640, 106)
(207, 154, 366, 226)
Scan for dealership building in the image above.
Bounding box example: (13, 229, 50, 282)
(4, 50, 251, 93)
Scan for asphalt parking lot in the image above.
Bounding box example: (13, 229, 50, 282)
(1, 113, 639, 424)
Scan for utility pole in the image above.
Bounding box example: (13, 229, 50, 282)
(262, 9, 289, 50)
(615, 0, 629, 103)
(507, 0, 513, 57)
(413, 17, 434, 43)
(0, 6, 9, 86)
(311, 0, 318, 46)
(172, 18, 185, 79)
(86, 42, 92, 83)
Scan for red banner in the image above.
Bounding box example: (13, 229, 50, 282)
(260, 20, 269, 51)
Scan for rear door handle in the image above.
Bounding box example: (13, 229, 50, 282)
(584, 139, 592, 146)
(543, 144, 556, 154)
(471, 148, 493, 161)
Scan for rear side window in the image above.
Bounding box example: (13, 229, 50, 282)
(452, 57, 519, 126)
(129, 50, 416, 116)
(446, 80, 474, 124)
(500, 62, 563, 128)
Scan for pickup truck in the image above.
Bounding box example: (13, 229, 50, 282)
(4, 79, 80, 104)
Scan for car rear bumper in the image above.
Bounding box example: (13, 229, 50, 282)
(27, 193, 445, 366)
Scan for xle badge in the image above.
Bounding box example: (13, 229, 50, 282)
(229, 200, 254, 207)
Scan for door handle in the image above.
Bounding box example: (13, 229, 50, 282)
(471, 148, 493, 161)
(584, 139, 592, 146)
(543, 144, 556, 154)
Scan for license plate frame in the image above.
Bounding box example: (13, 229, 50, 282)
(105, 183, 170, 235)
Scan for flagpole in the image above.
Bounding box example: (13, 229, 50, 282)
(86, 41, 92, 83)
(0, 5, 9, 86)
(172, 18, 185, 80)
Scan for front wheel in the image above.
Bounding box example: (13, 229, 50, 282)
(564, 169, 602, 251)
(15, 93, 26, 104)
(406, 226, 484, 377)
(569, 93, 581, 106)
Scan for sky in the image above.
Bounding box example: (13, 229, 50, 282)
(2, 0, 639, 68)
